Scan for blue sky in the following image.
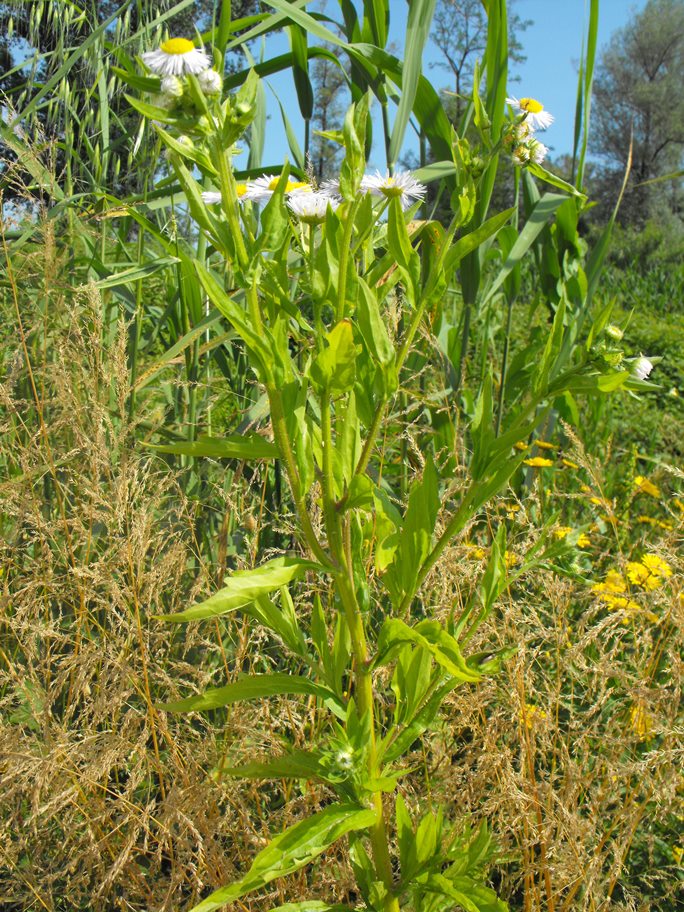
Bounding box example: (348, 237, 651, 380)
(243, 0, 648, 171)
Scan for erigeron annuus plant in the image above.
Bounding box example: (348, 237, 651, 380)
(123, 31, 649, 912)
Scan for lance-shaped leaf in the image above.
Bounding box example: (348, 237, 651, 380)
(382, 455, 439, 606)
(146, 433, 278, 460)
(388, 0, 437, 166)
(188, 803, 377, 912)
(94, 257, 180, 288)
(375, 619, 481, 684)
(157, 556, 321, 622)
(161, 672, 344, 717)
(266, 903, 353, 911)
(221, 749, 328, 781)
(194, 260, 273, 378)
(424, 873, 508, 912)
(310, 319, 359, 392)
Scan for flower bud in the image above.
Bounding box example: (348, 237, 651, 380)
(198, 69, 222, 96)
(605, 324, 624, 341)
(160, 75, 184, 98)
(632, 356, 654, 381)
(528, 139, 548, 165)
(511, 144, 531, 166)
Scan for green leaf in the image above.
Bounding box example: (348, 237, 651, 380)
(339, 93, 371, 199)
(381, 678, 459, 763)
(194, 260, 273, 378)
(157, 556, 321, 622)
(93, 257, 180, 288)
(189, 804, 377, 912)
(376, 619, 480, 683)
(425, 873, 508, 912)
(481, 195, 566, 306)
(388, 0, 437, 166)
(266, 904, 353, 911)
(356, 276, 395, 368)
(383, 455, 439, 606)
(310, 319, 359, 392)
(527, 162, 586, 198)
(221, 749, 328, 781)
(533, 299, 567, 395)
(160, 672, 343, 715)
(444, 207, 514, 273)
(470, 375, 494, 480)
(146, 433, 278, 460)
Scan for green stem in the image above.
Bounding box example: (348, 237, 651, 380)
(495, 294, 515, 436)
(319, 398, 398, 910)
(354, 294, 430, 479)
(215, 141, 249, 271)
(334, 540, 399, 912)
(336, 200, 358, 321)
(267, 383, 333, 570)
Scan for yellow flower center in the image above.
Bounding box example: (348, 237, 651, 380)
(160, 37, 195, 55)
(266, 178, 311, 193)
(381, 180, 403, 198)
(236, 184, 247, 197)
(520, 97, 544, 114)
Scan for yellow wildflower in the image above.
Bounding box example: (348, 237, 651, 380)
(504, 550, 520, 568)
(633, 475, 661, 498)
(464, 543, 487, 560)
(524, 456, 553, 467)
(626, 561, 657, 589)
(602, 594, 640, 612)
(629, 703, 654, 742)
(521, 703, 547, 729)
(592, 570, 626, 594)
(626, 555, 671, 591)
(554, 527, 590, 548)
(562, 458, 580, 469)
(534, 440, 556, 450)
(642, 553, 672, 579)
(637, 515, 673, 531)
(502, 502, 521, 521)
(674, 497, 684, 513)
(673, 846, 683, 865)
(514, 441, 528, 451)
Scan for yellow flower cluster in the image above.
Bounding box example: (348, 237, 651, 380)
(524, 456, 553, 467)
(591, 554, 672, 622)
(521, 703, 547, 729)
(554, 526, 591, 548)
(637, 514, 673, 531)
(626, 553, 672, 590)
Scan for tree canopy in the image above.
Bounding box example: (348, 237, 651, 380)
(592, 0, 684, 224)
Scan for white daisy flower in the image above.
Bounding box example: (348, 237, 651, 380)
(632, 356, 654, 381)
(529, 139, 549, 165)
(198, 69, 222, 96)
(506, 96, 554, 131)
(242, 174, 313, 204)
(201, 184, 248, 205)
(360, 170, 427, 210)
(287, 191, 340, 223)
(142, 38, 210, 77)
(320, 178, 340, 196)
